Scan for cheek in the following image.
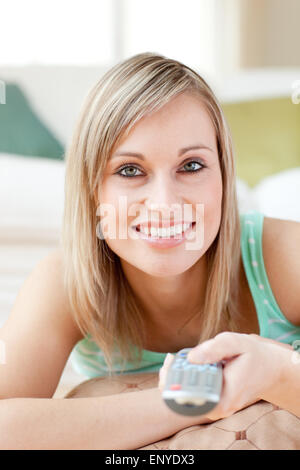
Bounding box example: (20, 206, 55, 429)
(196, 174, 222, 244)
(97, 185, 123, 242)
(208, 177, 223, 208)
(209, 182, 222, 239)
(98, 181, 125, 222)
(193, 171, 222, 211)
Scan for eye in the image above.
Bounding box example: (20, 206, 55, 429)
(179, 160, 205, 174)
(116, 165, 144, 178)
(115, 159, 206, 179)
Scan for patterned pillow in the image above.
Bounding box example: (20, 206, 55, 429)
(65, 372, 300, 450)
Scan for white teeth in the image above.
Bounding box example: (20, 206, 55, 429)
(138, 223, 192, 238)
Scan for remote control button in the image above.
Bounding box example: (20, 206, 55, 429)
(173, 360, 185, 368)
(187, 368, 199, 386)
(171, 369, 183, 383)
(205, 373, 217, 388)
(174, 397, 206, 406)
(174, 397, 190, 405)
(198, 364, 209, 371)
(170, 384, 181, 390)
(185, 363, 196, 369)
(189, 397, 206, 406)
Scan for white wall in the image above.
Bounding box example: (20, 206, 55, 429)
(239, 0, 300, 68)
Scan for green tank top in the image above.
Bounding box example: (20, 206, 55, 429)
(70, 210, 300, 378)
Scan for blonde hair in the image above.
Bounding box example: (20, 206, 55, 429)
(61, 52, 242, 375)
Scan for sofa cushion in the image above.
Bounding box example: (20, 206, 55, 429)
(65, 372, 300, 450)
(0, 83, 64, 160)
(0, 153, 64, 242)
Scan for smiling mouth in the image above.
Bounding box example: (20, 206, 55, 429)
(134, 221, 196, 238)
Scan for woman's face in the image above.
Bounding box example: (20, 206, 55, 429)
(96, 92, 223, 277)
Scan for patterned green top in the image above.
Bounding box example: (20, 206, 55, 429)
(69, 210, 300, 378)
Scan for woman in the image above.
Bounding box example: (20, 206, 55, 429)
(0, 53, 299, 449)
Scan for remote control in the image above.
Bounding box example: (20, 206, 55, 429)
(162, 347, 223, 416)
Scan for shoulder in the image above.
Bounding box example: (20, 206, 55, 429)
(0, 247, 83, 398)
(36, 247, 66, 290)
(35, 247, 84, 341)
(40, 246, 63, 270)
(262, 215, 300, 326)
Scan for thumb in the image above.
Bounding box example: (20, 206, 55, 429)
(164, 352, 175, 366)
(187, 333, 246, 364)
(158, 353, 175, 392)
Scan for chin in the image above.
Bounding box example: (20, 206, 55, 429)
(134, 255, 202, 278)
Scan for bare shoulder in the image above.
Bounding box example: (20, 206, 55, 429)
(4, 246, 84, 344)
(0, 247, 84, 398)
(38, 247, 84, 340)
(262, 216, 300, 326)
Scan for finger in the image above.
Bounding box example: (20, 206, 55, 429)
(164, 353, 175, 366)
(251, 334, 294, 351)
(205, 355, 251, 419)
(187, 332, 250, 364)
(158, 353, 174, 391)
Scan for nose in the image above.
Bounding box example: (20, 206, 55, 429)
(143, 173, 186, 220)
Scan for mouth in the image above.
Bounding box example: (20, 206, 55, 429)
(134, 221, 196, 238)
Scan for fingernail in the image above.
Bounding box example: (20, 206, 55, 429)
(165, 353, 173, 363)
(164, 353, 170, 363)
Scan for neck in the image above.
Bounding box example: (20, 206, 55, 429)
(120, 255, 208, 334)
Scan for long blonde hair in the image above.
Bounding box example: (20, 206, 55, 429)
(61, 52, 242, 374)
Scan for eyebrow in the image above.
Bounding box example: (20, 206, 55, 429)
(111, 144, 213, 160)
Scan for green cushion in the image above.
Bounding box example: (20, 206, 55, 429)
(0, 83, 64, 160)
(221, 96, 300, 187)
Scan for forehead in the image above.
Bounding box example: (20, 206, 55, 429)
(113, 92, 218, 153)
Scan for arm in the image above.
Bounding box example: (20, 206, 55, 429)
(0, 248, 83, 399)
(260, 345, 300, 417)
(0, 387, 212, 450)
(0, 250, 211, 449)
(259, 217, 300, 416)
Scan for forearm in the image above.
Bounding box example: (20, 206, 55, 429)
(0, 387, 212, 450)
(260, 345, 300, 417)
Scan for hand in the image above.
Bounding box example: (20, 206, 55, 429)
(159, 332, 286, 421)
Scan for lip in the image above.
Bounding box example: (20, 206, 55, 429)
(133, 220, 195, 230)
(132, 221, 196, 249)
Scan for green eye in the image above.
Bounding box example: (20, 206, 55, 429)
(117, 165, 143, 178)
(181, 161, 204, 173)
(115, 160, 206, 178)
